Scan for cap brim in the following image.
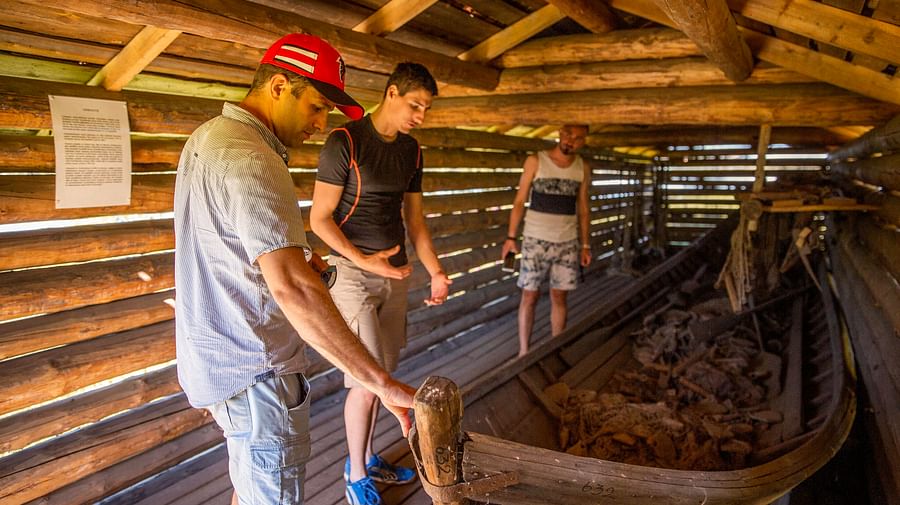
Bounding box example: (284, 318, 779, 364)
(309, 79, 365, 121)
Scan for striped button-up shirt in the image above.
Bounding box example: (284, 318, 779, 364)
(174, 103, 310, 407)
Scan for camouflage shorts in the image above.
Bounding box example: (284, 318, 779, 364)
(517, 236, 579, 291)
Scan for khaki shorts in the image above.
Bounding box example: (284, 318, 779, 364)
(328, 256, 409, 389)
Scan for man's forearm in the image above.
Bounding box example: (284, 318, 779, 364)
(274, 272, 389, 391)
(310, 217, 365, 264)
(507, 203, 525, 238)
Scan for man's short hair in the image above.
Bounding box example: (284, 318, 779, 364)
(384, 62, 438, 98)
(249, 63, 310, 98)
(562, 124, 590, 133)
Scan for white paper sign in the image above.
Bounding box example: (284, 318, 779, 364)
(49, 95, 131, 209)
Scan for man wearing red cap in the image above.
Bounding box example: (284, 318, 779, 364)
(174, 34, 415, 504)
(311, 63, 450, 505)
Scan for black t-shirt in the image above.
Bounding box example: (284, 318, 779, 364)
(317, 115, 423, 266)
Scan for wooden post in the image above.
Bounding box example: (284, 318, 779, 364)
(753, 124, 772, 193)
(413, 376, 466, 505)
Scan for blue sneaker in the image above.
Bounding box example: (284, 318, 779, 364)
(366, 454, 417, 485)
(345, 476, 381, 505)
(343, 455, 417, 485)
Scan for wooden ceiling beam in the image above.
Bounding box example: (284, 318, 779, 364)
(651, 0, 754, 81)
(457, 4, 566, 62)
(9, 0, 499, 90)
(425, 84, 900, 128)
(608, 0, 900, 105)
(729, 0, 900, 65)
(352, 0, 437, 36)
(741, 30, 900, 106)
(585, 126, 854, 148)
(496, 28, 702, 68)
(86, 26, 181, 91)
(545, 0, 617, 33)
(440, 58, 813, 96)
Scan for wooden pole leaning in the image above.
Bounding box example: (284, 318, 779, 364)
(412, 376, 466, 505)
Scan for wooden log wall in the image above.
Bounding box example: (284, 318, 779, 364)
(825, 116, 900, 504)
(0, 75, 652, 504)
(654, 143, 828, 247)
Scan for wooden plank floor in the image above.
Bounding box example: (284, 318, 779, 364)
(115, 266, 635, 505)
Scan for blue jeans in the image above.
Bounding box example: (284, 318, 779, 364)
(207, 373, 311, 504)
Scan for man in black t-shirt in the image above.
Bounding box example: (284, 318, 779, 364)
(311, 63, 451, 505)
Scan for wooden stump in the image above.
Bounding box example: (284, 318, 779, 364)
(413, 376, 466, 505)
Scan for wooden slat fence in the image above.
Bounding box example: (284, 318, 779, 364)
(654, 143, 828, 247)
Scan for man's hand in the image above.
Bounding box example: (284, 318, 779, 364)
(581, 247, 592, 267)
(376, 379, 418, 437)
(424, 271, 452, 306)
(355, 245, 412, 279)
(500, 238, 518, 260)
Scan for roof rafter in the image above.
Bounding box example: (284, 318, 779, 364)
(352, 0, 437, 36)
(8, 0, 500, 90)
(545, 0, 616, 33)
(608, 0, 900, 105)
(730, 0, 900, 65)
(652, 0, 754, 81)
(86, 25, 182, 91)
(458, 4, 566, 63)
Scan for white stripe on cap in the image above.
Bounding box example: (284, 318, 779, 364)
(274, 55, 315, 74)
(281, 44, 318, 61)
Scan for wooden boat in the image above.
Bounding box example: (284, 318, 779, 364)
(408, 226, 856, 505)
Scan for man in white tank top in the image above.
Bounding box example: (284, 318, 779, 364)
(501, 125, 592, 357)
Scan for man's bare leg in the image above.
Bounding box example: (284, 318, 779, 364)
(365, 398, 380, 461)
(518, 289, 539, 357)
(550, 288, 568, 336)
(345, 386, 377, 482)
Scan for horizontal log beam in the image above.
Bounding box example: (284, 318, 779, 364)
(426, 208, 510, 238)
(425, 84, 899, 128)
(0, 171, 527, 224)
(586, 126, 855, 147)
(0, 320, 175, 417)
(664, 157, 826, 166)
(832, 153, 900, 191)
(34, 423, 222, 505)
(0, 291, 173, 360)
(0, 220, 174, 271)
(0, 252, 174, 321)
(0, 75, 222, 134)
(0, 365, 179, 453)
(440, 58, 813, 97)
(0, 395, 210, 503)
(828, 115, 900, 161)
(9, 0, 499, 90)
(654, 0, 753, 81)
(496, 28, 701, 67)
(412, 128, 552, 151)
(0, 133, 540, 172)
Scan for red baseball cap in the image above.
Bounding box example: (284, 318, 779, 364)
(260, 33, 364, 120)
